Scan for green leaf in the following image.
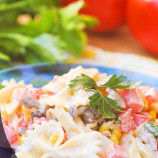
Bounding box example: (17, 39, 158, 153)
(0, 84, 4, 89)
(0, 51, 10, 61)
(89, 90, 122, 119)
(69, 74, 97, 91)
(113, 117, 121, 124)
(145, 121, 158, 136)
(100, 74, 142, 89)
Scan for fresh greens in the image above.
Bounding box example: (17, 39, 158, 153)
(145, 121, 158, 136)
(69, 74, 141, 118)
(0, 0, 97, 67)
(99, 74, 142, 89)
(69, 74, 97, 91)
(0, 85, 5, 89)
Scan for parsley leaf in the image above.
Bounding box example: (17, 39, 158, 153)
(89, 90, 122, 118)
(69, 74, 97, 91)
(145, 121, 158, 136)
(100, 74, 142, 89)
(113, 117, 121, 124)
(0, 85, 4, 89)
(68, 73, 141, 119)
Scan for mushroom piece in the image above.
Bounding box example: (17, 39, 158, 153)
(80, 108, 103, 124)
(20, 95, 46, 117)
(136, 123, 157, 151)
(106, 88, 126, 109)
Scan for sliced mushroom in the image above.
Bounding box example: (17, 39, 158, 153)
(68, 106, 77, 119)
(20, 95, 47, 117)
(80, 108, 103, 124)
(137, 123, 157, 151)
(106, 88, 126, 109)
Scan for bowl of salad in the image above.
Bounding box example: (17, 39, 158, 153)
(0, 64, 158, 158)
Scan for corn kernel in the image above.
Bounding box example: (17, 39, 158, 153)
(110, 134, 119, 145)
(112, 129, 122, 139)
(19, 134, 28, 145)
(99, 123, 110, 133)
(150, 111, 156, 121)
(22, 106, 31, 121)
(93, 75, 100, 82)
(50, 133, 59, 144)
(140, 92, 149, 111)
(133, 130, 137, 137)
(69, 90, 74, 95)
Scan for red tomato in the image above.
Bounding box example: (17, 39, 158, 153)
(18, 116, 30, 128)
(3, 124, 18, 145)
(126, 0, 158, 55)
(60, 0, 126, 32)
(139, 87, 158, 103)
(119, 108, 136, 132)
(132, 112, 151, 127)
(100, 144, 129, 158)
(15, 88, 42, 101)
(118, 88, 144, 112)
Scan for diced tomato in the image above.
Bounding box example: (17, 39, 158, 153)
(2, 118, 8, 126)
(18, 116, 30, 128)
(118, 88, 144, 112)
(15, 88, 43, 101)
(119, 108, 136, 132)
(139, 87, 158, 103)
(100, 144, 129, 158)
(3, 124, 18, 145)
(132, 112, 151, 127)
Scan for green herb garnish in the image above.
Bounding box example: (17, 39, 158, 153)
(145, 121, 158, 136)
(69, 74, 141, 118)
(0, 85, 5, 89)
(113, 117, 121, 124)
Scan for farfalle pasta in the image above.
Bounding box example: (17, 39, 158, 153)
(1, 66, 158, 158)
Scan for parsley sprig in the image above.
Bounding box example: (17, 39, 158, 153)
(69, 73, 141, 118)
(145, 121, 158, 136)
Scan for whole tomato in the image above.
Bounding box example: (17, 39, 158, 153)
(126, 0, 158, 55)
(60, 0, 126, 32)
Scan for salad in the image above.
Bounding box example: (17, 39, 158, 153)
(1, 66, 158, 158)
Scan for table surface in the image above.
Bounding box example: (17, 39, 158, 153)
(87, 26, 158, 61)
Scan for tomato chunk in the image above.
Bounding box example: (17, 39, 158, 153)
(100, 144, 129, 158)
(119, 108, 136, 132)
(132, 112, 151, 127)
(18, 116, 30, 128)
(15, 88, 42, 101)
(140, 87, 158, 103)
(3, 124, 18, 145)
(118, 88, 144, 112)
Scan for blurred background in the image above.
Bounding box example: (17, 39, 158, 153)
(0, 0, 158, 69)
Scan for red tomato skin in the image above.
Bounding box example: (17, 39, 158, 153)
(119, 108, 136, 132)
(118, 88, 144, 112)
(3, 124, 18, 145)
(100, 144, 129, 158)
(60, 0, 126, 32)
(126, 0, 158, 55)
(18, 116, 30, 128)
(132, 112, 151, 127)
